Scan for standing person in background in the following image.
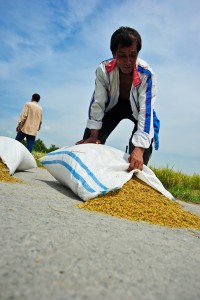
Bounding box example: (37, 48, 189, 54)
(15, 93, 42, 153)
(76, 26, 160, 171)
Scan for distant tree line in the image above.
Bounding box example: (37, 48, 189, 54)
(22, 138, 59, 153)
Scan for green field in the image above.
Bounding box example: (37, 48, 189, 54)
(150, 166, 200, 204)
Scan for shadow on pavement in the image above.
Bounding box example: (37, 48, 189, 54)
(37, 179, 83, 202)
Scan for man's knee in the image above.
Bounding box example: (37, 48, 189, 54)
(83, 128, 91, 139)
(143, 145, 153, 165)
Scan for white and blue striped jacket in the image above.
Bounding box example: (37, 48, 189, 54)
(86, 57, 160, 150)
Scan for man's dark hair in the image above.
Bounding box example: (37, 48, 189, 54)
(32, 93, 40, 102)
(110, 26, 142, 55)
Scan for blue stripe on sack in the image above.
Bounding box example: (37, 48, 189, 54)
(47, 151, 109, 191)
(137, 66, 152, 133)
(42, 159, 96, 193)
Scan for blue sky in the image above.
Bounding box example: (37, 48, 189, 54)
(0, 0, 200, 175)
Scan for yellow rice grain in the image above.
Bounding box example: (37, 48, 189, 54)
(0, 159, 24, 183)
(77, 177, 200, 230)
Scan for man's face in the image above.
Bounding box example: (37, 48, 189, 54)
(113, 43, 138, 74)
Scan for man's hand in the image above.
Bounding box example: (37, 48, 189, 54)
(76, 129, 101, 145)
(76, 137, 101, 145)
(16, 125, 21, 132)
(128, 147, 145, 171)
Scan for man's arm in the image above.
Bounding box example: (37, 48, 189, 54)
(38, 121, 42, 131)
(76, 65, 109, 145)
(16, 104, 29, 131)
(128, 69, 156, 171)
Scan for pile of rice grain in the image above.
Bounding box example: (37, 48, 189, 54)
(77, 177, 200, 230)
(0, 159, 24, 183)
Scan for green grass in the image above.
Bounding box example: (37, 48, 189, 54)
(32, 152, 200, 204)
(150, 165, 200, 204)
(32, 151, 46, 168)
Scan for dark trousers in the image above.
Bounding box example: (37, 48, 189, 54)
(83, 98, 153, 165)
(15, 131, 35, 153)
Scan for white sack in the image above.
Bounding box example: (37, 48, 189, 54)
(0, 136, 37, 175)
(40, 144, 174, 201)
